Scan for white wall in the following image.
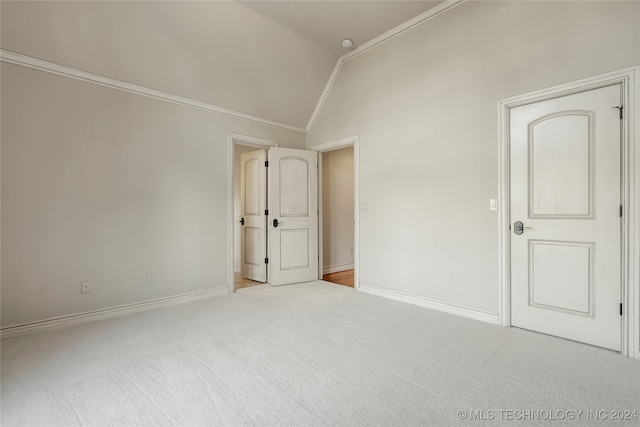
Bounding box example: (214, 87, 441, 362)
(322, 147, 354, 273)
(0, 1, 336, 128)
(1, 63, 305, 327)
(307, 1, 640, 315)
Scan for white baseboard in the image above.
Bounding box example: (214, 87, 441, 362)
(358, 282, 500, 325)
(323, 263, 354, 275)
(1, 287, 229, 340)
(234, 265, 241, 274)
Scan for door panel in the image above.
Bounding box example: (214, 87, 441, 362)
(528, 240, 594, 316)
(529, 112, 593, 217)
(269, 147, 318, 286)
(510, 84, 621, 351)
(240, 150, 267, 283)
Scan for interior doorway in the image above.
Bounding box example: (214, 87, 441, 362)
(228, 134, 278, 292)
(312, 136, 360, 290)
(228, 134, 321, 291)
(320, 147, 355, 288)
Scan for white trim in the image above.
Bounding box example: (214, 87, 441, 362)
(306, 0, 465, 132)
(322, 264, 355, 275)
(306, 59, 345, 133)
(498, 67, 640, 359)
(312, 136, 360, 289)
(227, 134, 279, 293)
(0, 287, 228, 340)
(359, 282, 500, 325)
(0, 49, 306, 135)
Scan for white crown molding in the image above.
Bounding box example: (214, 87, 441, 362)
(306, 57, 345, 134)
(306, 0, 466, 133)
(359, 282, 500, 325)
(0, 49, 306, 135)
(0, 287, 228, 340)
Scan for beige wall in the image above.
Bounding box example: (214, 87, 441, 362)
(0, 1, 335, 128)
(307, 1, 640, 314)
(1, 63, 304, 327)
(322, 147, 354, 272)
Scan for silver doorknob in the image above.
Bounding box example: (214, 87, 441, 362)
(514, 221, 532, 235)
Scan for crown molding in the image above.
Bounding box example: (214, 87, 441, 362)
(0, 49, 306, 135)
(306, 0, 466, 133)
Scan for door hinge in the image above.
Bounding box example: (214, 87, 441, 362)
(613, 105, 623, 120)
(265, 209, 269, 216)
(265, 258, 269, 264)
(265, 161, 269, 167)
(620, 302, 623, 316)
(620, 204, 623, 218)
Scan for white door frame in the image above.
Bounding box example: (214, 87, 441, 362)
(312, 136, 360, 289)
(227, 133, 278, 292)
(498, 67, 639, 358)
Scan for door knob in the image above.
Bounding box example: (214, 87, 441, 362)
(273, 218, 283, 227)
(514, 221, 524, 235)
(513, 221, 532, 235)
(239, 218, 244, 225)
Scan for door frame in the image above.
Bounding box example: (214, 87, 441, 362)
(497, 67, 639, 358)
(227, 133, 278, 292)
(312, 136, 360, 289)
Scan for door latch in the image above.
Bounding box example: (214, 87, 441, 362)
(514, 221, 524, 235)
(239, 217, 245, 225)
(273, 218, 279, 228)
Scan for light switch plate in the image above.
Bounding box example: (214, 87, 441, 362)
(490, 199, 498, 211)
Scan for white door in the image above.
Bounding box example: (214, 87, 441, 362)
(510, 84, 622, 351)
(240, 150, 267, 283)
(268, 147, 319, 286)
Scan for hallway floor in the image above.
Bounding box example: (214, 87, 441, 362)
(322, 269, 354, 288)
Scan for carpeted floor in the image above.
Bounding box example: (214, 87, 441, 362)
(2, 281, 639, 426)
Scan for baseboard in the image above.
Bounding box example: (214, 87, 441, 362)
(1, 287, 229, 340)
(322, 263, 354, 275)
(234, 265, 241, 274)
(358, 282, 500, 325)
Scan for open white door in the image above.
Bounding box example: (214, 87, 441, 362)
(510, 84, 622, 350)
(268, 147, 319, 286)
(240, 150, 267, 283)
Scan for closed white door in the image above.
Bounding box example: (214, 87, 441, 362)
(510, 84, 621, 351)
(268, 147, 319, 286)
(240, 150, 267, 283)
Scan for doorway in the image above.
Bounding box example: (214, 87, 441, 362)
(312, 136, 360, 290)
(228, 134, 278, 292)
(320, 147, 355, 288)
(228, 134, 321, 291)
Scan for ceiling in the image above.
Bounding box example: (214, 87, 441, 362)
(1, 1, 445, 129)
(239, 1, 444, 58)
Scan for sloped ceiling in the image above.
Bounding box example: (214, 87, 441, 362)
(239, 1, 443, 58)
(1, 1, 443, 129)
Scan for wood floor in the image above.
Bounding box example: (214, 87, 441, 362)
(234, 273, 264, 290)
(235, 270, 355, 289)
(322, 269, 354, 288)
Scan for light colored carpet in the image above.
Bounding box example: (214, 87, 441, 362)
(2, 281, 639, 426)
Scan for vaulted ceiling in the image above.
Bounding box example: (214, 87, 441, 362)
(1, 1, 444, 129)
